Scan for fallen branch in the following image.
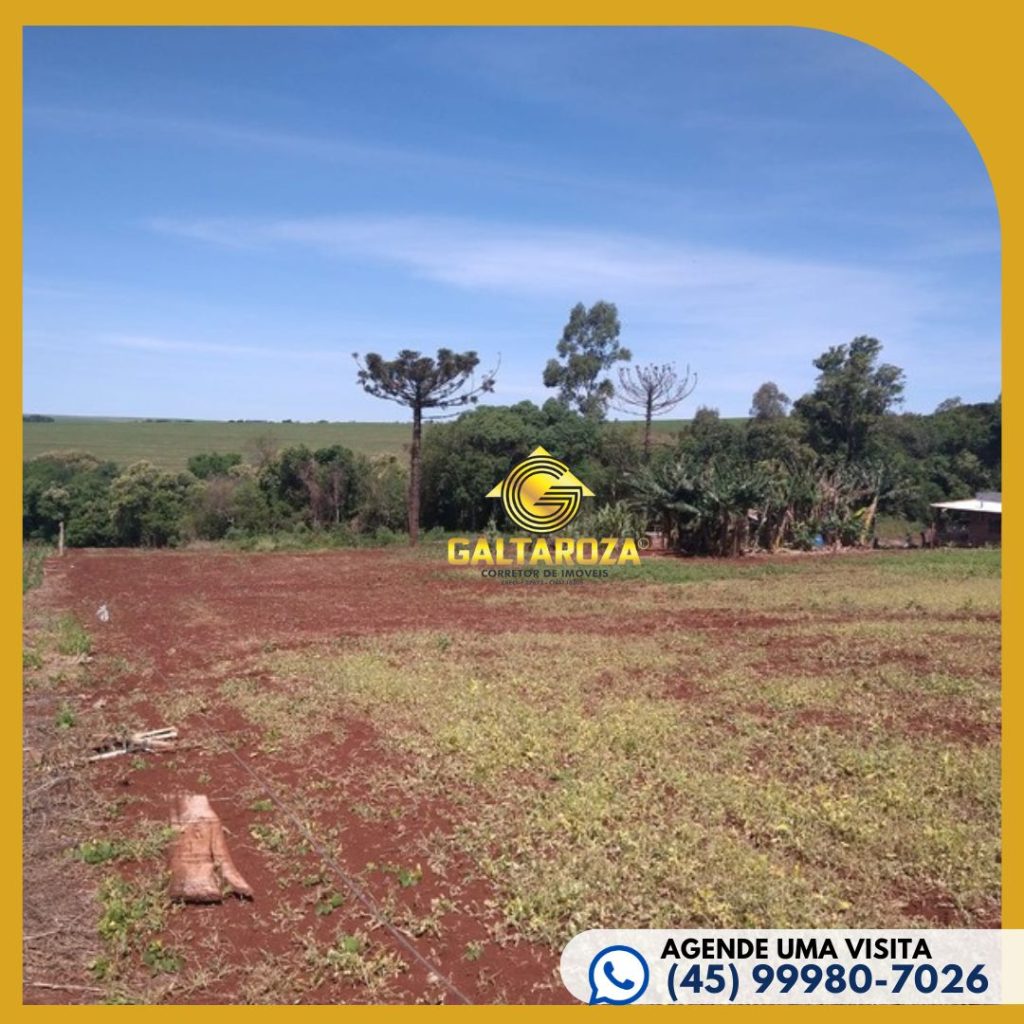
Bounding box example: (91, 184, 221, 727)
(87, 727, 178, 762)
(168, 794, 253, 903)
(26, 982, 105, 993)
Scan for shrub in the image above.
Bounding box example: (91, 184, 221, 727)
(186, 451, 243, 479)
(258, 444, 368, 531)
(109, 462, 198, 547)
(569, 500, 646, 540)
(190, 476, 239, 540)
(357, 456, 408, 532)
(23, 452, 118, 546)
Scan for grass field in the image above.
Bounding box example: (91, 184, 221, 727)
(23, 417, 413, 468)
(22, 415, 702, 469)
(22, 546, 999, 1004)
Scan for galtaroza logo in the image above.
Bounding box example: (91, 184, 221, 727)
(486, 446, 594, 534)
(447, 446, 641, 574)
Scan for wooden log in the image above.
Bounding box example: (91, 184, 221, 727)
(168, 794, 253, 903)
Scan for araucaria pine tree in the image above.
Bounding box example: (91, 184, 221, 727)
(353, 349, 497, 545)
(615, 362, 698, 457)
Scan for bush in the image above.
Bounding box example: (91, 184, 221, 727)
(189, 476, 238, 540)
(357, 456, 408, 532)
(109, 462, 198, 547)
(258, 444, 368, 531)
(186, 451, 243, 480)
(569, 500, 646, 540)
(23, 452, 118, 546)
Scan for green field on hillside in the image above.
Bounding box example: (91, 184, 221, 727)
(23, 417, 412, 469)
(23, 415, 702, 470)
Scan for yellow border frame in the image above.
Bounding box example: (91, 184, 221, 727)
(7, 4, 1014, 1016)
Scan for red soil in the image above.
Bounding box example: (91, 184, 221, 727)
(24, 547, 1000, 1002)
(31, 549, 584, 1004)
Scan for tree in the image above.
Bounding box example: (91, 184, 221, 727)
(23, 452, 119, 546)
(258, 444, 367, 530)
(190, 476, 240, 540)
(358, 456, 409, 534)
(792, 336, 905, 463)
(683, 406, 743, 463)
(420, 400, 602, 532)
(187, 451, 243, 479)
(354, 349, 497, 544)
(245, 431, 280, 472)
(745, 414, 810, 466)
(615, 362, 697, 458)
(750, 381, 790, 420)
(543, 301, 631, 418)
(313, 445, 365, 527)
(109, 461, 198, 547)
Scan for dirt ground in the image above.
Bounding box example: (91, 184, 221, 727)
(25, 550, 570, 1004)
(22, 547, 1001, 1004)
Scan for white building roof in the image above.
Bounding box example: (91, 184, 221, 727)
(930, 498, 1002, 514)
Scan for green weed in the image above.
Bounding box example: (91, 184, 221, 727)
(97, 875, 171, 958)
(249, 823, 289, 853)
(141, 940, 183, 975)
(22, 544, 48, 592)
(304, 930, 404, 991)
(314, 892, 345, 916)
(383, 863, 423, 888)
(56, 613, 92, 657)
(75, 839, 124, 865)
(74, 826, 173, 865)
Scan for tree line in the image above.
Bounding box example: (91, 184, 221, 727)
(24, 301, 1000, 554)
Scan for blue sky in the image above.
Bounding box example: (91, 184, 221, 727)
(23, 27, 1000, 421)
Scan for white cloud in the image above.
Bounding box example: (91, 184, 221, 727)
(103, 333, 351, 362)
(149, 213, 944, 360)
